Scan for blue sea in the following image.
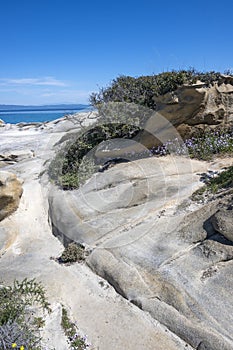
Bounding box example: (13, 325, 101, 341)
(0, 107, 92, 124)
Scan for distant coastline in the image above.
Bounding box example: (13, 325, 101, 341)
(0, 103, 90, 112)
(0, 104, 92, 124)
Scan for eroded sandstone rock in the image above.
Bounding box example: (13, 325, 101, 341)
(152, 76, 233, 140)
(0, 171, 23, 221)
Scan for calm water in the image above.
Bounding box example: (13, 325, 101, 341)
(0, 108, 91, 124)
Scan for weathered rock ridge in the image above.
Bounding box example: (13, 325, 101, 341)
(0, 113, 195, 350)
(49, 155, 233, 350)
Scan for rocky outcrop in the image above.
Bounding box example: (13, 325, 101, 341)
(153, 75, 233, 139)
(84, 77, 233, 159)
(0, 113, 195, 350)
(0, 171, 23, 221)
(48, 155, 233, 350)
(0, 150, 34, 165)
(211, 208, 233, 242)
(1, 110, 233, 349)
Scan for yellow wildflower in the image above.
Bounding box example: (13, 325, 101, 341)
(12, 344, 17, 348)
(20, 346, 25, 350)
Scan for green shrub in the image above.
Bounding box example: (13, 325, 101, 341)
(49, 69, 233, 191)
(0, 278, 51, 350)
(59, 172, 81, 190)
(49, 120, 142, 190)
(0, 278, 50, 326)
(90, 69, 227, 110)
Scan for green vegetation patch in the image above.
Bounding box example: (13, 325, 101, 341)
(49, 127, 233, 190)
(192, 165, 233, 201)
(154, 130, 233, 160)
(0, 278, 51, 350)
(90, 69, 230, 109)
(61, 306, 90, 349)
(49, 120, 143, 190)
(49, 69, 233, 191)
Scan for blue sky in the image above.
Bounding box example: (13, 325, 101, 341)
(0, 0, 233, 105)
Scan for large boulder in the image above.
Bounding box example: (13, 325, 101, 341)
(0, 171, 23, 221)
(211, 208, 233, 242)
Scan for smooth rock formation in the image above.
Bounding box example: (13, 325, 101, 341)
(1, 110, 233, 349)
(0, 112, 194, 350)
(0, 171, 23, 221)
(49, 154, 233, 350)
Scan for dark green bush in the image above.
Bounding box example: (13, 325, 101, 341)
(90, 69, 227, 110)
(49, 120, 142, 190)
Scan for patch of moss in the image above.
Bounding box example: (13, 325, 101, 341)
(59, 243, 85, 264)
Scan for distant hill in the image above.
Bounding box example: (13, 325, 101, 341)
(0, 104, 90, 112)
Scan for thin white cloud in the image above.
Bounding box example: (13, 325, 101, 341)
(40, 89, 91, 103)
(0, 84, 92, 104)
(0, 77, 67, 87)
